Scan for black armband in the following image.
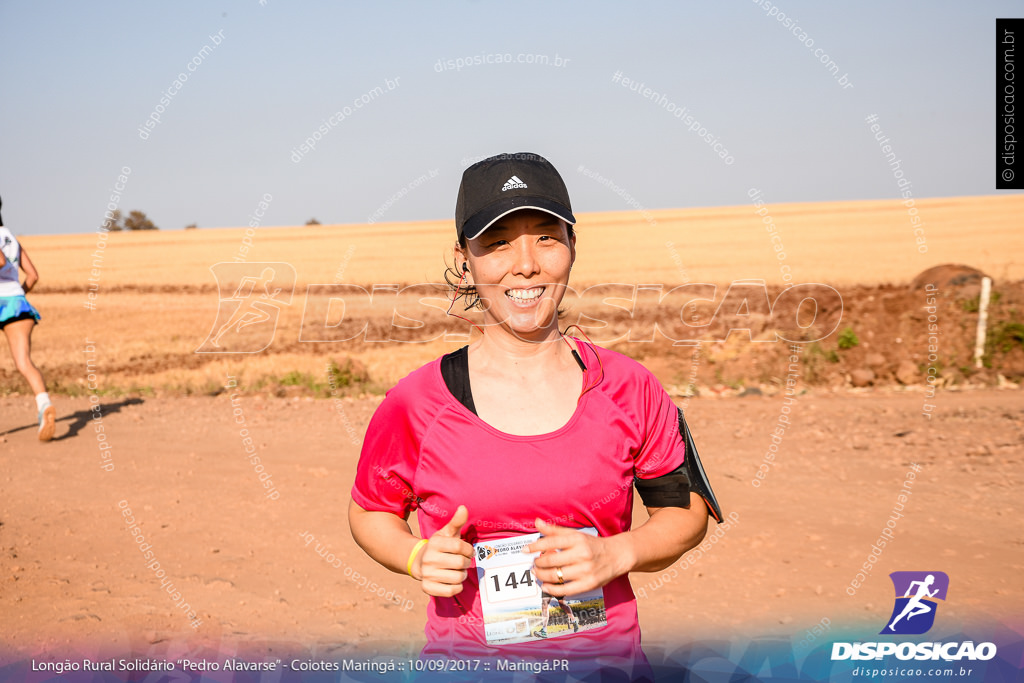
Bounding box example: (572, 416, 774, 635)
(634, 464, 693, 509)
(634, 408, 725, 523)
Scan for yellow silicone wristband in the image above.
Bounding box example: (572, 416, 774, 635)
(407, 539, 428, 577)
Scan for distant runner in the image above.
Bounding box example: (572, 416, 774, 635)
(0, 195, 55, 441)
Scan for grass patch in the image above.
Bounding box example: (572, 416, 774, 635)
(803, 342, 839, 383)
(327, 358, 372, 393)
(962, 290, 1002, 313)
(837, 327, 859, 350)
(989, 320, 1024, 354)
(225, 358, 374, 398)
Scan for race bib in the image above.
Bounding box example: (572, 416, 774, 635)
(474, 529, 607, 645)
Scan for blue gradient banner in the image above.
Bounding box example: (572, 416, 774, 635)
(2, 622, 1021, 682)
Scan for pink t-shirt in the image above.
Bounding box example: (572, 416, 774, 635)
(351, 341, 685, 668)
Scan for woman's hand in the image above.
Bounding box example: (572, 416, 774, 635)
(19, 247, 39, 293)
(529, 503, 709, 596)
(526, 519, 633, 596)
(414, 505, 474, 598)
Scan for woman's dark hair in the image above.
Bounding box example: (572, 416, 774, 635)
(443, 224, 576, 312)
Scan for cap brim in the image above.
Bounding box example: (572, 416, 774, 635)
(462, 196, 576, 241)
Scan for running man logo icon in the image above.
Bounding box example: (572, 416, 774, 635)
(880, 571, 949, 635)
(196, 263, 296, 353)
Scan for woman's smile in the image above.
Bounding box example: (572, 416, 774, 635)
(504, 285, 545, 305)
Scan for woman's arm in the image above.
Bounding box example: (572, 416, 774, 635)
(616, 500, 709, 572)
(348, 499, 421, 574)
(348, 499, 474, 597)
(528, 494, 709, 596)
(20, 246, 39, 293)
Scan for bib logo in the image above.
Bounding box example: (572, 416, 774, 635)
(197, 263, 296, 353)
(881, 571, 949, 635)
(477, 545, 497, 562)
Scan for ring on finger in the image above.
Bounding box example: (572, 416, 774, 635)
(556, 567, 565, 585)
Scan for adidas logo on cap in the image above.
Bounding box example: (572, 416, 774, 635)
(501, 175, 527, 192)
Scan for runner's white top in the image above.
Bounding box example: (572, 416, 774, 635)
(0, 227, 25, 297)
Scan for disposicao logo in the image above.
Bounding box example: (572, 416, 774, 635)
(831, 571, 997, 663)
(881, 570, 948, 635)
(197, 263, 295, 353)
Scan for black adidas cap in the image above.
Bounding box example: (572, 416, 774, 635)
(455, 152, 576, 241)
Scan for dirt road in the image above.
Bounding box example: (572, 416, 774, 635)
(1, 387, 1021, 663)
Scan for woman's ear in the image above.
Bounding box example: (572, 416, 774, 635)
(454, 243, 469, 277)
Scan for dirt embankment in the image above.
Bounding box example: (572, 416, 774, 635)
(625, 267, 1024, 397)
(3, 268, 1022, 400)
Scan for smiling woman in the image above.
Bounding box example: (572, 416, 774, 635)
(348, 152, 715, 681)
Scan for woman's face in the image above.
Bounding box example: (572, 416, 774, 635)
(457, 209, 575, 342)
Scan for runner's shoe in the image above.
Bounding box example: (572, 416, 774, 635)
(38, 404, 55, 442)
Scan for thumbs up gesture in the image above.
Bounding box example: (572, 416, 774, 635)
(415, 505, 474, 598)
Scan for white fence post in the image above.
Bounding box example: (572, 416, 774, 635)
(974, 276, 992, 369)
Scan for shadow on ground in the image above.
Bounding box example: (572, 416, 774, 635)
(0, 398, 145, 440)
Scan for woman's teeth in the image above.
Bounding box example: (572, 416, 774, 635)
(506, 287, 543, 302)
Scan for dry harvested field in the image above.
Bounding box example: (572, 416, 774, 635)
(1, 195, 1023, 677)
(7, 194, 1024, 397)
(23, 194, 1024, 289)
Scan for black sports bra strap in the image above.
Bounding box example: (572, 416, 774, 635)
(440, 346, 477, 415)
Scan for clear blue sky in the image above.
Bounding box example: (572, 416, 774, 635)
(0, 1, 1018, 235)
